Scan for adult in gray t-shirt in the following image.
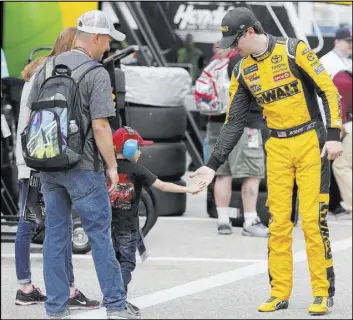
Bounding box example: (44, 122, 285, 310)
(27, 50, 116, 172)
(25, 9, 138, 319)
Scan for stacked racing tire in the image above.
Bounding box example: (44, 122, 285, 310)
(122, 65, 191, 217)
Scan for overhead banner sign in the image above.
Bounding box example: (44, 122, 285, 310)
(141, 2, 297, 61)
(172, 3, 235, 44)
(142, 2, 296, 44)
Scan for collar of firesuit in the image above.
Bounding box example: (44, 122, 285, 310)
(250, 34, 277, 62)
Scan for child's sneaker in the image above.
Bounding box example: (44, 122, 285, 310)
(47, 309, 70, 319)
(258, 296, 289, 312)
(308, 296, 334, 315)
(15, 285, 47, 306)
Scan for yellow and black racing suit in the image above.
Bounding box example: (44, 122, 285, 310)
(207, 35, 342, 300)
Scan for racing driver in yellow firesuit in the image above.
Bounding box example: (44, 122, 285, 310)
(191, 7, 343, 315)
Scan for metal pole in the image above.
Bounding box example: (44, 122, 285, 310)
(110, 1, 152, 67)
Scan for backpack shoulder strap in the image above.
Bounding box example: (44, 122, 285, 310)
(70, 60, 104, 172)
(71, 60, 104, 84)
(43, 56, 57, 80)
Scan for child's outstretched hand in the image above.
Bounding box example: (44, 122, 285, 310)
(187, 181, 206, 195)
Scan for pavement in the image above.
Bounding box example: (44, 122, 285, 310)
(1, 173, 352, 319)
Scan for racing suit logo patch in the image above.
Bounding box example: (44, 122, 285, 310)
(271, 55, 282, 64)
(273, 72, 290, 82)
(319, 202, 333, 260)
(250, 84, 262, 93)
(255, 80, 300, 104)
(276, 39, 287, 45)
(245, 74, 260, 82)
(244, 64, 258, 75)
(272, 63, 287, 72)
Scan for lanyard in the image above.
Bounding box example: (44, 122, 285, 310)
(72, 47, 92, 59)
(333, 50, 352, 71)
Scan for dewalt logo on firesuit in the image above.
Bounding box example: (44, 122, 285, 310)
(255, 80, 300, 104)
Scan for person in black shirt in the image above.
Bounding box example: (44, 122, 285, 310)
(108, 127, 203, 315)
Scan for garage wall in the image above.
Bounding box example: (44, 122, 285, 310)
(2, 2, 98, 77)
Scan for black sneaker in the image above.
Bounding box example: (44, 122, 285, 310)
(15, 285, 47, 306)
(217, 223, 232, 235)
(127, 301, 141, 316)
(331, 204, 347, 215)
(67, 290, 100, 310)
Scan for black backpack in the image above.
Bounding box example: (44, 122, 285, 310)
(21, 57, 103, 171)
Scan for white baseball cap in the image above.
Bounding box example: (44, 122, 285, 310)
(77, 10, 126, 42)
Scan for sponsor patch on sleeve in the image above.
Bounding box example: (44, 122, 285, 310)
(307, 52, 316, 61)
(301, 48, 310, 55)
(314, 64, 325, 75)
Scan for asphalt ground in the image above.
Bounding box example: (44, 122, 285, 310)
(1, 173, 352, 319)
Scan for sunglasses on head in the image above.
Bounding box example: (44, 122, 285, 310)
(230, 30, 247, 48)
(230, 27, 253, 48)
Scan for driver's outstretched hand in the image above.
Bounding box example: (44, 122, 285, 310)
(189, 166, 216, 194)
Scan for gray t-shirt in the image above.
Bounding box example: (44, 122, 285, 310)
(26, 51, 116, 171)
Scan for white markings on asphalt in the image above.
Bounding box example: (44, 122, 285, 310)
(1, 253, 265, 264)
(158, 216, 352, 225)
(145, 257, 266, 263)
(157, 217, 213, 222)
(297, 220, 352, 226)
(70, 237, 352, 319)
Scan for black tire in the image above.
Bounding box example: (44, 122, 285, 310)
(70, 190, 157, 253)
(31, 214, 92, 254)
(31, 223, 45, 244)
(72, 216, 91, 254)
(139, 142, 186, 179)
(207, 184, 300, 228)
(31, 192, 157, 254)
(227, 191, 270, 227)
(139, 188, 157, 237)
(232, 177, 267, 192)
(125, 105, 187, 140)
(1, 167, 19, 217)
(149, 179, 187, 216)
(206, 186, 218, 219)
(207, 186, 271, 227)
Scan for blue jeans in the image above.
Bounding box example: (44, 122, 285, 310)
(15, 179, 75, 286)
(111, 228, 138, 293)
(40, 170, 126, 316)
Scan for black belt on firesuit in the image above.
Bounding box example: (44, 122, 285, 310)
(268, 119, 321, 138)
